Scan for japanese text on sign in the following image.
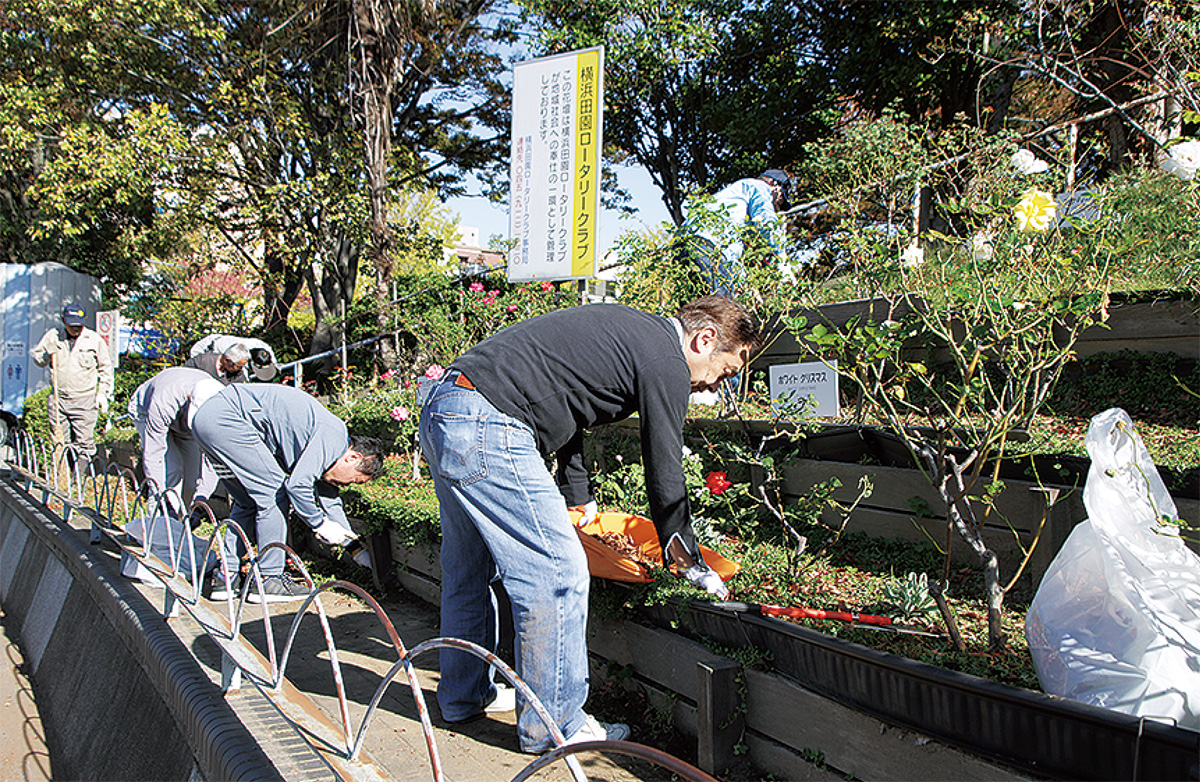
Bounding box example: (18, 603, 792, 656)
(509, 47, 604, 282)
(768, 361, 840, 418)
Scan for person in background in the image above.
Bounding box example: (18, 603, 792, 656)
(127, 368, 224, 519)
(681, 169, 792, 298)
(418, 296, 759, 753)
(188, 334, 278, 381)
(183, 343, 251, 385)
(30, 303, 114, 462)
(192, 383, 384, 602)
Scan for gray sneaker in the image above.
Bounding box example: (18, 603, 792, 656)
(248, 574, 310, 604)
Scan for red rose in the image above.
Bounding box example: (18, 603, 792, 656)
(705, 471, 733, 496)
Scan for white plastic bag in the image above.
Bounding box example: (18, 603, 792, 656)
(1025, 408, 1200, 730)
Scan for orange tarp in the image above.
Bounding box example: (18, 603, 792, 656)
(570, 510, 739, 584)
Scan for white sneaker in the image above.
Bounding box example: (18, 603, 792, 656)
(564, 714, 630, 745)
(485, 683, 516, 713)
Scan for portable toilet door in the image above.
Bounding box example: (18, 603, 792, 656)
(1, 264, 31, 418)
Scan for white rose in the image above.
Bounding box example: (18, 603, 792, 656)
(1161, 139, 1200, 181)
(971, 232, 994, 261)
(1011, 149, 1050, 175)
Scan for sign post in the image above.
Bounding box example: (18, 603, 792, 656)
(96, 309, 120, 367)
(509, 47, 604, 283)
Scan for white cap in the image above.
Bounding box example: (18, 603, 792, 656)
(187, 378, 226, 428)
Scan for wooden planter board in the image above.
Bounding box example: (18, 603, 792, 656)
(777, 459, 1086, 587)
(373, 534, 1098, 780)
(754, 296, 1199, 364)
(664, 600, 1200, 781)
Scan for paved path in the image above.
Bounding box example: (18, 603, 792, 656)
(140, 579, 664, 781)
(0, 606, 52, 782)
(107, 540, 668, 781)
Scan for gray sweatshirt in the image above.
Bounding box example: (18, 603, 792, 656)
(127, 367, 217, 497)
(206, 384, 351, 529)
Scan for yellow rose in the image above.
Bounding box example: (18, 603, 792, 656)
(1012, 188, 1057, 232)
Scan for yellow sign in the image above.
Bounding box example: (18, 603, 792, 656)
(509, 47, 605, 282)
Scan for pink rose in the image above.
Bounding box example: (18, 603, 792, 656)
(469, 281, 484, 292)
(390, 406, 410, 421)
(482, 291, 498, 305)
(507, 303, 518, 313)
(380, 369, 396, 380)
(540, 281, 553, 291)
(424, 364, 445, 380)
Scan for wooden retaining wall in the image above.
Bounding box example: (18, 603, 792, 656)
(754, 296, 1199, 365)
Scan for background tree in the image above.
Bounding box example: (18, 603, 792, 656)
(518, 0, 829, 223)
(323, 0, 514, 366)
(0, 0, 214, 296)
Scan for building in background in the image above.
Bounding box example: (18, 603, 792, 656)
(445, 226, 506, 277)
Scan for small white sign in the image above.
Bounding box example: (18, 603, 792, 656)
(96, 309, 120, 367)
(4, 341, 25, 358)
(769, 361, 840, 418)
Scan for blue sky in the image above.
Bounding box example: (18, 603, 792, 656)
(445, 164, 673, 257)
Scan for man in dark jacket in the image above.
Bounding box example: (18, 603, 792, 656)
(182, 342, 251, 385)
(418, 296, 758, 752)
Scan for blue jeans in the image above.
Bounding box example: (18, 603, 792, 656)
(418, 374, 590, 752)
(686, 235, 744, 298)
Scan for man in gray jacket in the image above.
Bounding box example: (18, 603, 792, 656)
(192, 384, 384, 602)
(127, 367, 224, 516)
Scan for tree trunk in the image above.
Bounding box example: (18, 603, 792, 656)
(351, 0, 405, 374)
(981, 548, 1005, 652)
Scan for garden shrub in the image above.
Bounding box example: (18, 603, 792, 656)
(21, 388, 52, 439)
(329, 380, 419, 455)
(341, 457, 441, 544)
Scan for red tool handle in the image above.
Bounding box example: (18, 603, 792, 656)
(759, 604, 894, 627)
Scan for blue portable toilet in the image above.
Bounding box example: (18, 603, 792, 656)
(1, 263, 103, 418)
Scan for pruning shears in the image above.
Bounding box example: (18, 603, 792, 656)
(708, 600, 944, 638)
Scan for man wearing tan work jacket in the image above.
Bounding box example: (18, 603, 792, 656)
(31, 303, 114, 462)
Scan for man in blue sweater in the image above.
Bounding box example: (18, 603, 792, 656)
(193, 384, 384, 602)
(418, 296, 759, 752)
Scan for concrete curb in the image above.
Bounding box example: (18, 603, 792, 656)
(0, 474, 281, 781)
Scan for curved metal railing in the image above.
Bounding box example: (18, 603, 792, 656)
(1, 428, 717, 782)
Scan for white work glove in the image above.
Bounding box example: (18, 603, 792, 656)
(683, 564, 729, 599)
(571, 500, 598, 527)
(313, 516, 357, 547)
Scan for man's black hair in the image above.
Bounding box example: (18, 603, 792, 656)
(249, 347, 272, 367)
(349, 435, 385, 477)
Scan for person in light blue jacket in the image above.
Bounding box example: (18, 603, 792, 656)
(682, 169, 791, 297)
(192, 384, 384, 602)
